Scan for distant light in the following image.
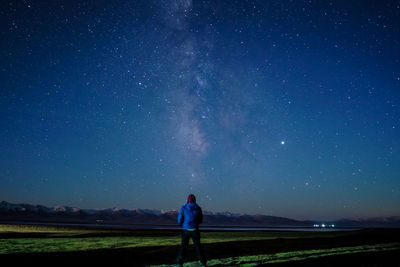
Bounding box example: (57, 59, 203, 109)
(281, 141, 285, 145)
(321, 224, 326, 228)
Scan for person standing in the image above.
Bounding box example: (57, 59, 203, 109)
(177, 194, 206, 267)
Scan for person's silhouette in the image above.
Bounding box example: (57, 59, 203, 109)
(177, 194, 206, 267)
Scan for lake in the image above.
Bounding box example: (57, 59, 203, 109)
(0, 221, 358, 231)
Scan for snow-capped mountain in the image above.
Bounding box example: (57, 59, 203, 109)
(0, 200, 302, 226)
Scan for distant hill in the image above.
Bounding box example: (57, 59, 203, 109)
(1, 201, 399, 228)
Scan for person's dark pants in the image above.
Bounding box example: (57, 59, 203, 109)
(177, 229, 206, 266)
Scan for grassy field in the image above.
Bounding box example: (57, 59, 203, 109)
(0, 224, 399, 266)
(0, 224, 346, 254)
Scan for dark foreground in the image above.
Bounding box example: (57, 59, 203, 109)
(1, 227, 399, 266)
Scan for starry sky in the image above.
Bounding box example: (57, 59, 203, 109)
(1, 0, 399, 221)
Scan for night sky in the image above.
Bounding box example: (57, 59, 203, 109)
(1, 1, 399, 221)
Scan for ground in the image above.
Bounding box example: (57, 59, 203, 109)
(0, 224, 399, 266)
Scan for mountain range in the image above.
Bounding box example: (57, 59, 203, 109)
(1, 201, 399, 228)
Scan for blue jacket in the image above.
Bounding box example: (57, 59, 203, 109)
(177, 202, 203, 230)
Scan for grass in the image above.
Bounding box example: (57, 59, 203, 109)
(0, 224, 104, 236)
(153, 242, 400, 266)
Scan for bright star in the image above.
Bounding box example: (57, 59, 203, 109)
(281, 141, 285, 145)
